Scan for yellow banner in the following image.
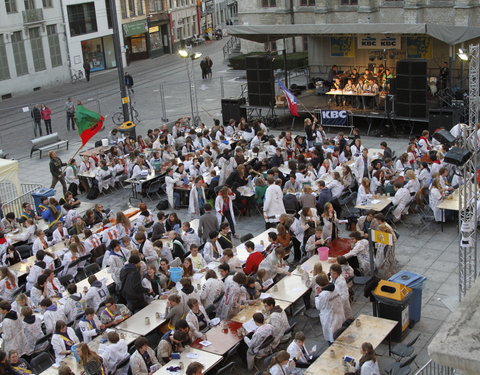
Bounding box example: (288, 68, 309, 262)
(372, 230, 393, 246)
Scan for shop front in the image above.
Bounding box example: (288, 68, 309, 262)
(81, 35, 116, 72)
(123, 20, 149, 62)
(148, 13, 171, 58)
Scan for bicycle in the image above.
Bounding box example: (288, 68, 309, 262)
(112, 106, 141, 125)
(70, 69, 84, 84)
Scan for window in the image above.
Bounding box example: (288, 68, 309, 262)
(24, 0, 34, 9)
(128, 0, 135, 15)
(120, 0, 127, 18)
(261, 0, 276, 6)
(0, 35, 10, 80)
(11, 31, 28, 76)
(340, 0, 358, 4)
(105, 0, 112, 28)
(42, 0, 52, 7)
(67, 3, 98, 37)
(5, 0, 17, 13)
(148, 0, 163, 11)
(47, 25, 62, 67)
(136, 0, 143, 14)
(300, 0, 315, 5)
(29, 27, 46, 71)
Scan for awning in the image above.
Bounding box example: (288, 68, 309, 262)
(123, 20, 148, 37)
(227, 23, 480, 45)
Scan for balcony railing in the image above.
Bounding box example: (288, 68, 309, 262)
(22, 8, 44, 24)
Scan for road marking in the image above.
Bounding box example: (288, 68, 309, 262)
(204, 98, 215, 101)
(153, 89, 160, 92)
(199, 85, 209, 91)
(228, 77, 240, 82)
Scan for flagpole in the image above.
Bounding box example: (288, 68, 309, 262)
(61, 143, 87, 174)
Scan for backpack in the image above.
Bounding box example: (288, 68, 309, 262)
(156, 199, 169, 210)
(87, 186, 100, 200)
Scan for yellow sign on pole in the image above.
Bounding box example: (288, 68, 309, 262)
(372, 230, 393, 246)
(122, 97, 129, 104)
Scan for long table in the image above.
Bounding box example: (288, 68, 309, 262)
(234, 228, 275, 263)
(116, 299, 167, 336)
(355, 195, 392, 211)
(153, 348, 222, 375)
(230, 299, 291, 324)
(76, 267, 114, 291)
(304, 314, 397, 375)
(192, 321, 243, 356)
(267, 274, 309, 303)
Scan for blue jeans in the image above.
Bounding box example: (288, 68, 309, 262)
(173, 192, 181, 208)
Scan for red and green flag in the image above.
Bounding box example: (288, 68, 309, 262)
(75, 105, 104, 145)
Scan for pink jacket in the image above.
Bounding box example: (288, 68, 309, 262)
(41, 107, 51, 120)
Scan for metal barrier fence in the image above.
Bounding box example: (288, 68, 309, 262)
(414, 360, 456, 375)
(1, 183, 43, 217)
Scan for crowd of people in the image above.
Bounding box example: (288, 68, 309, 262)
(0, 113, 465, 375)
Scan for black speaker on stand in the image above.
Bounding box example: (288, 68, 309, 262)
(395, 59, 427, 119)
(246, 55, 275, 107)
(428, 108, 463, 132)
(221, 98, 247, 125)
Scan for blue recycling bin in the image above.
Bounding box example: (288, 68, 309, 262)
(389, 270, 426, 324)
(31, 187, 56, 214)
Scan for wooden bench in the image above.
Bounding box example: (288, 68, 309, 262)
(30, 133, 69, 158)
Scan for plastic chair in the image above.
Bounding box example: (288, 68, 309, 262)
(12, 284, 26, 299)
(58, 274, 75, 288)
(214, 361, 236, 375)
(30, 352, 54, 374)
(384, 354, 417, 375)
(53, 265, 65, 276)
(391, 333, 420, 361)
(84, 262, 100, 276)
(145, 180, 163, 201)
(112, 356, 130, 375)
(205, 304, 216, 320)
(240, 233, 254, 243)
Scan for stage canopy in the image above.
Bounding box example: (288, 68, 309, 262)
(227, 23, 480, 46)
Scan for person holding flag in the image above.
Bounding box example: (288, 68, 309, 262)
(277, 79, 299, 117)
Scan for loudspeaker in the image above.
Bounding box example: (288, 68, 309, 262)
(221, 97, 246, 125)
(433, 129, 456, 145)
(429, 109, 462, 132)
(395, 60, 427, 119)
(246, 55, 274, 107)
(444, 147, 471, 166)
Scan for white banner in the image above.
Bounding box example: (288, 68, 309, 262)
(357, 35, 401, 50)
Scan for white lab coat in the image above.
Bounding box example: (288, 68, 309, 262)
(43, 307, 67, 334)
(188, 185, 206, 217)
(356, 185, 371, 206)
(23, 316, 48, 355)
(79, 315, 102, 343)
(52, 328, 80, 363)
(333, 275, 353, 319)
(287, 340, 311, 365)
(85, 279, 109, 311)
(357, 359, 381, 375)
(392, 187, 411, 221)
(165, 174, 180, 209)
(217, 281, 246, 320)
(327, 180, 344, 199)
(107, 251, 128, 285)
(102, 227, 120, 249)
(186, 306, 210, 339)
(65, 165, 79, 186)
(96, 168, 112, 193)
(202, 241, 222, 264)
(102, 339, 129, 375)
(0, 275, 18, 302)
(354, 156, 372, 183)
(52, 228, 69, 244)
(200, 278, 225, 307)
(264, 184, 286, 223)
(429, 188, 444, 222)
(218, 156, 237, 186)
(130, 348, 160, 375)
(215, 193, 236, 226)
(63, 293, 84, 323)
(417, 168, 432, 189)
(258, 252, 288, 280)
(344, 239, 370, 275)
(2, 312, 28, 356)
(315, 288, 345, 343)
(269, 363, 294, 375)
(245, 323, 274, 370)
(269, 308, 290, 347)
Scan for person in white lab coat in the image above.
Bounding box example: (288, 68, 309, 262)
(429, 177, 445, 222)
(0, 267, 18, 302)
(188, 177, 206, 219)
(165, 167, 181, 209)
(217, 272, 247, 320)
(330, 263, 353, 319)
(200, 270, 225, 307)
(214, 187, 237, 236)
(40, 298, 67, 334)
(268, 350, 296, 375)
(0, 301, 28, 356)
(218, 150, 237, 186)
(263, 297, 290, 348)
(102, 331, 129, 375)
(354, 149, 372, 184)
(344, 231, 371, 276)
(63, 284, 84, 324)
(258, 248, 290, 281)
(52, 221, 69, 244)
(130, 337, 161, 375)
(185, 297, 210, 340)
(22, 306, 48, 355)
(314, 274, 345, 344)
(85, 275, 109, 312)
(107, 240, 128, 285)
(287, 331, 318, 368)
(355, 342, 381, 375)
(391, 181, 412, 222)
(133, 232, 158, 266)
(263, 176, 286, 229)
(78, 307, 105, 343)
(52, 320, 80, 364)
(244, 312, 274, 371)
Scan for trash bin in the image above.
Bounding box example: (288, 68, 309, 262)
(373, 280, 412, 342)
(31, 187, 56, 214)
(389, 270, 427, 326)
(117, 120, 136, 139)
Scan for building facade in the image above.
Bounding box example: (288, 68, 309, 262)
(0, 0, 70, 98)
(145, 0, 171, 57)
(235, 0, 480, 79)
(168, 0, 199, 48)
(62, 0, 125, 74)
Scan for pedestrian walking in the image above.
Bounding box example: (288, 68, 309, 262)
(83, 59, 91, 82)
(49, 151, 67, 195)
(65, 97, 76, 131)
(206, 56, 213, 79)
(41, 104, 52, 135)
(31, 104, 43, 137)
(125, 72, 134, 94)
(200, 58, 207, 80)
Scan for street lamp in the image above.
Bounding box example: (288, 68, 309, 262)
(178, 48, 202, 126)
(458, 48, 469, 61)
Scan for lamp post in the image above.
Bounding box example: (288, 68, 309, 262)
(178, 48, 202, 126)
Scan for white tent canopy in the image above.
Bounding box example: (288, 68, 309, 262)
(227, 23, 480, 45)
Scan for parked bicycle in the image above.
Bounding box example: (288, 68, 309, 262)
(112, 106, 141, 125)
(70, 69, 84, 84)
